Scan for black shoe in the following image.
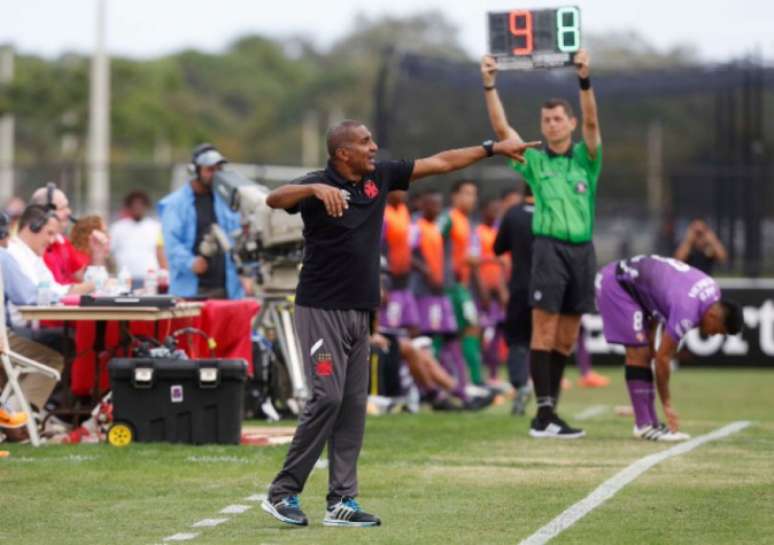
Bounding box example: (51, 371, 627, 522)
(463, 388, 497, 411)
(261, 495, 308, 526)
(323, 497, 381, 527)
(431, 395, 464, 411)
(529, 415, 585, 439)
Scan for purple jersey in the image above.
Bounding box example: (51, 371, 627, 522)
(616, 255, 721, 341)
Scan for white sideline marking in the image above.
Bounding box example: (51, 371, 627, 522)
(191, 518, 229, 528)
(518, 420, 751, 545)
(574, 405, 609, 421)
(163, 533, 200, 542)
(155, 491, 266, 543)
(220, 504, 252, 514)
(245, 493, 268, 502)
(186, 455, 248, 464)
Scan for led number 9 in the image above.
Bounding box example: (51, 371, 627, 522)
(509, 10, 533, 55)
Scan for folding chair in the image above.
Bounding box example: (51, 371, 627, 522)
(0, 266, 61, 446)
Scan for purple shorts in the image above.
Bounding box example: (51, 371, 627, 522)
(477, 299, 505, 328)
(595, 262, 651, 347)
(379, 289, 420, 329)
(416, 295, 458, 334)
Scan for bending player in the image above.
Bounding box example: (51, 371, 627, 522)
(595, 255, 743, 441)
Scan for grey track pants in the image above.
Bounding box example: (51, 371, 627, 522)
(268, 305, 371, 503)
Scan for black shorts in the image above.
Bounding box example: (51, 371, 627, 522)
(529, 236, 596, 315)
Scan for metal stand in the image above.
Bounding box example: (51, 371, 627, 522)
(255, 291, 309, 407)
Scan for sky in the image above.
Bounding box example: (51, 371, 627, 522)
(1, 0, 772, 62)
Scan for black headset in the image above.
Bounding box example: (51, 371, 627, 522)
(26, 205, 57, 234)
(0, 211, 9, 239)
(189, 143, 218, 176)
(42, 181, 78, 224)
(45, 181, 57, 211)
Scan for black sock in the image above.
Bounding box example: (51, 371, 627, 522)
(530, 350, 553, 420)
(549, 350, 569, 409)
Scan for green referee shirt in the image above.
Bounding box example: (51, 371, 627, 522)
(509, 141, 602, 243)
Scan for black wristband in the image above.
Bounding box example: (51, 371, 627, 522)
(483, 84, 496, 91)
(579, 76, 591, 90)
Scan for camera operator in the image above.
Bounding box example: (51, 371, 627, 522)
(158, 143, 248, 299)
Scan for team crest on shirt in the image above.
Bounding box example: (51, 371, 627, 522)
(315, 352, 333, 377)
(635, 332, 646, 343)
(575, 181, 588, 194)
(364, 180, 379, 199)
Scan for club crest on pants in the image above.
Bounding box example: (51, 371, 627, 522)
(315, 352, 333, 376)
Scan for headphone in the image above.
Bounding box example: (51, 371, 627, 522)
(42, 181, 78, 224)
(45, 182, 57, 211)
(0, 211, 9, 239)
(188, 143, 218, 176)
(26, 205, 57, 234)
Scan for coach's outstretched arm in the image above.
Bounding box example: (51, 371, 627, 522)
(480, 55, 522, 143)
(410, 138, 540, 182)
(576, 49, 601, 158)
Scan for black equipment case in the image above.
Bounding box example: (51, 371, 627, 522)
(108, 358, 247, 445)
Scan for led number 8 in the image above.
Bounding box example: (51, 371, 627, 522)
(556, 7, 580, 53)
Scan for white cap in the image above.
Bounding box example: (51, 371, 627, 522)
(194, 149, 227, 168)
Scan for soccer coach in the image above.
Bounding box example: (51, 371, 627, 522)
(481, 49, 601, 439)
(261, 120, 539, 528)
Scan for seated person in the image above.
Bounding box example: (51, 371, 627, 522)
(70, 215, 110, 270)
(6, 205, 94, 311)
(0, 210, 65, 432)
(29, 184, 108, 284)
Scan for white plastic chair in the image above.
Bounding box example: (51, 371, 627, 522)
(0, 265, 61, 446)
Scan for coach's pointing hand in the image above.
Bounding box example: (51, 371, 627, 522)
(495, 138, 542, 164)
(313, 183, 349, 218)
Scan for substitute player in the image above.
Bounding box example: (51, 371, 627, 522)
(482, 49, 600, 438)
(380, 190, 420, 333)
(596, 255, 742, 440)
(262, 120, 539, 528)
(438, 180, 484, 385)
(494, 185, 535, 415)
(472, 198, 508, 383)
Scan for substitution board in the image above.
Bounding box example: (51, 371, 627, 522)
(488, 6, 581, 70)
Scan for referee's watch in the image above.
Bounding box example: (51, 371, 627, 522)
(482, 139, 495, 157)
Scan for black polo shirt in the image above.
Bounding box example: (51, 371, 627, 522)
(494, 202, 535, 292)
(288, 160, 414, 310)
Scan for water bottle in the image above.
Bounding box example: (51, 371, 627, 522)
(36, 281, 52, 307)
(144, 268, 158, 295)
(84, 266, 108, 293)
(118, 267, 132, 294)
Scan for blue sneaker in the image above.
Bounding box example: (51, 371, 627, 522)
(261, 495, 308, 526)
(323, 497, 381, 527)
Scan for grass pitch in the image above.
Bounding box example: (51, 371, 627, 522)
(1, 368, 772, 545)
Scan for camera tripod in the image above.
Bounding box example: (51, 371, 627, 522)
(254, 290, 309, 416)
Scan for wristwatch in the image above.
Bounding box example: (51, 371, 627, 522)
(482, 139, 495, 157)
